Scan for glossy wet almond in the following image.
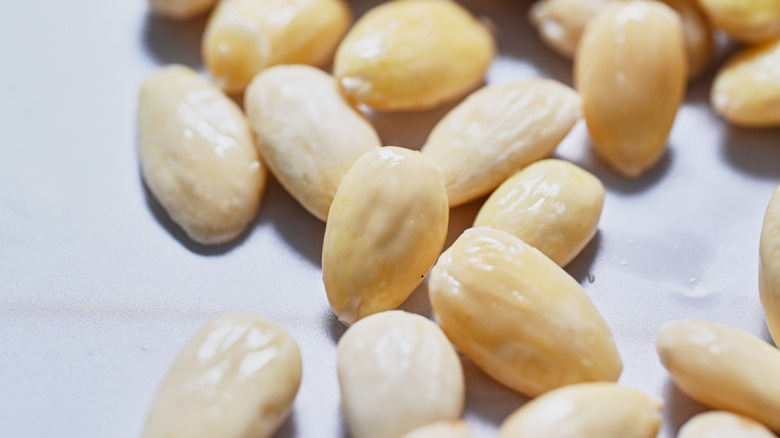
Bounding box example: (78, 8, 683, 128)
(333, 0, 495, 111)
(661, 0, 713, 79)
(138, 65, 265, 245)
(575, 1, 686, 178)
(679, 411, 777, 438)
(399, 421, 472, 438)
(244, 65, 380, 221)
(337, 311, 464, 438)
(421, 80, 582, 206)
(499, 383, 662, 438)
(656, 319, 780, 431)
(322, 147, 449, 325)
(429, 227, 622, 397)
(760, 185, 780, 345)
(150, 0, 217, 20)
(712, 37, 780, 128)
(529, 0, 621, 58)
(143, 313, 302, 438)
(474, 159, 604, 267)
(696, 0, 780, 43)
(203, 0, 352, 94)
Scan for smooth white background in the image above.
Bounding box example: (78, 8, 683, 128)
(1, 0, 779, 437)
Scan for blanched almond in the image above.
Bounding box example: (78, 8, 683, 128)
(333, 0, 495, 111)
(575, 1, 687, 178)
(498, 383, 662, 438)
(760, 185, 780, 345)
(428, 227, 622, 397)
(421, 80, 582, 206)
(203, 0, 352, 94)
(657, 319, 780, 431)
(712, 37, 780, 128)
(337, 311, 464, 438)
(474, 159, 604, 267)
(696, 0, 780, 43)
(322, 147, 449, 325)
(679, 411, 776, 438)
(399, 421, 472, 438)
(150, 0, 217, 20)
(138, 65, 265, 245)
(244, 65, 380, 221)
(143, 313, 302, 438)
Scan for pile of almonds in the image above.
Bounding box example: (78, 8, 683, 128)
(137, 0, 780, 437)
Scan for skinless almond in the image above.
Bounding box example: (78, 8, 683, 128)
(712, 37, 780, 128)
(656, 319, 780, 431)
(760, 185, 780, 345)
(474, 158, 604, 267)
(322, 147, 449, 325)
(333, 0, 496, 111)
(143, 313, 302, 438)
(660, 0, 713, 79)
(679, 411, 777, 438)
(138, 65, 265, 245)
(244, 65, 380, 221)
(337, 311, 465, 438)
(203, 0, 352, 94)
(428, 227, 622, 397)
(498, 383, 662, 438)
(696, 0, 780, 43)
(150, 0, 217, 20)
(421, 79, 582, 207)
(575, 1, 687, 178)
(399, 421, 472, 438)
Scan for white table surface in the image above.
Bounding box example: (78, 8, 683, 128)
(2, 1, 780, 437)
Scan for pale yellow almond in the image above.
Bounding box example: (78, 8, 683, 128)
(322, 147, 449, 325)
(428, 227, 622, 397)
(143, 313, 302, 438)
(399, 421, 472, 438)
(712, 38, 780, 128)
(575, 1, 687, 178)
(474, 159, 604, 267)
(529, 0, 622, 59)
(696, 0, 780, 43)
(244, 65, 380, 221)
(760, 185, 780, 345)
(421, 80, 582, 206)
(498, 383, 662, 438)
(138, 65, 265, 245)
(679, 411, 777, 438)
(529, 0, 711, 78)
(333, 0, 495, 111)
(656, 319, 780, 431)
(337, 311, 464, 438)
(150, 0, 217, 20)
(203, 0, 352, 94)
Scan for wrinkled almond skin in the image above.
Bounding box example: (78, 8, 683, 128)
(322, 147, 449, 325)
(337, 311, 465, 438)
(657, 320, 780, 431)
(244, 65, 380, 221)
(203, 0, 352, 94)
(474, 159, 604, 267)
(150, 0, 217, 20)
(679, 411, 777, 438)
(498, 383, 662, 438)
(429, 227, 622, 397)
(399, 421, 472, 438)
(333, 0, 495, 111)
(143, 313, 302, 438)
(575, 1, 686, 178)
(760, 185, 780, 345)
(712, 38, 780, 128)
(138, 65, 265, 245)
(696, 0, 780, 43)
(421, 80, 582, 206)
